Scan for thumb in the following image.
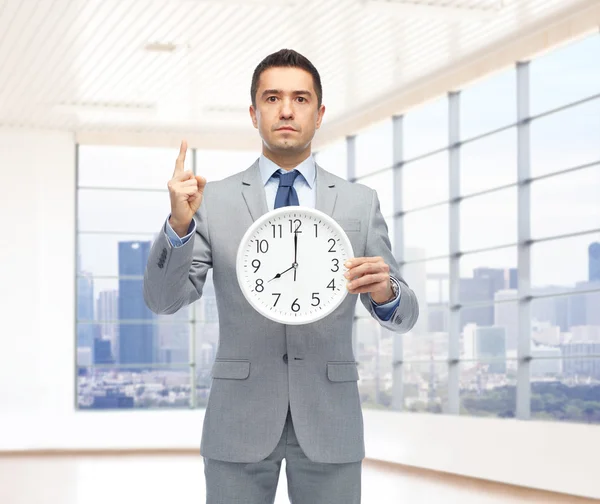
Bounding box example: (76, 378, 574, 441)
(196, 175, 207, 191)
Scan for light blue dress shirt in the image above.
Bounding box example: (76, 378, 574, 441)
(164, 153, 401, 320)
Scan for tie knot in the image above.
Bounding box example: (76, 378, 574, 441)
(273, 170, 300, 187)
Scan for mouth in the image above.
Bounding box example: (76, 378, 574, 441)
(276, 127, 296, 132)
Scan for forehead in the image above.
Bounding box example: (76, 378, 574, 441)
(257, 66, 315, 93)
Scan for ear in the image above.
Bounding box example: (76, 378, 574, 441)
(315, 104, 326, 129)
(249, 105, 258, 129)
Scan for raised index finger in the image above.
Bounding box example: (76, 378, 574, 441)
(173, 140, 188, 176)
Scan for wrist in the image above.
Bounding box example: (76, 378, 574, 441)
(169, 217, 191, 237)
(371, 278, 398, 304)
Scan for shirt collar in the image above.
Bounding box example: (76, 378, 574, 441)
(259, 153, 316, 189)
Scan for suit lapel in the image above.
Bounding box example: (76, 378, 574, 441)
(241, 159, 337, 221)
(241, 159, 269, 222)
(315, 162, 338, 218)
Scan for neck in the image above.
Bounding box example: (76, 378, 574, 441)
(262, 147, 312, 171)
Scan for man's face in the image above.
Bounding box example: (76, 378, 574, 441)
(250, 66, 325, 154)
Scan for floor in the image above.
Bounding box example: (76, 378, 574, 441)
(0, 453, 595, 504)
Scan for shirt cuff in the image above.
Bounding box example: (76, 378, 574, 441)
(370, 277, 401, 322)
(164, 215, 196, 248)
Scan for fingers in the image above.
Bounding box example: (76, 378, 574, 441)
(344, 257, 388, 280)
(346, 273, 389, 293)
(173, 140, 188, 177)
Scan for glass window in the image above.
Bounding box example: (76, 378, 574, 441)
(78, 145, 192, 189)
(460, 301, 519, 354)
(357, 169, 394, 218)
(460, 361, 516, 418)
(402, 151, 448, 211)
(355, 118, 393, 177)
(531, 164, 600, 240)
(531, 233, 600, 290)
(403, 95, 448, 160)
(314, 139, 347, 179)
(461, 187, 517, 251)
(78, 189, 171, 233)
(403, 362, 449, 414)
(77, 366, 191, 409)
(531, 358, 600, 424)
(530, 33, 600, 115)
(460, 128, 517, 196)
(459, 248, 518, 304)
(403, 204, 449, 259)
(530, 97, 600, 177)
(197, 149, 259, 181)
(460, 66, 517, 139)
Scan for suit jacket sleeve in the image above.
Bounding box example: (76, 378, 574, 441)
(359, 189, 419, 333)
(143, 191, 213, 315)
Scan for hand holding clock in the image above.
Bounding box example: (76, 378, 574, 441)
(344, 256, 395, 303)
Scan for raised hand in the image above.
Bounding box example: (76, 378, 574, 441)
(167, 140, 206, 237)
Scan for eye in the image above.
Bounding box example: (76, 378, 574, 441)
(267, 96, 277, 102)
(297, 97, 305, 102)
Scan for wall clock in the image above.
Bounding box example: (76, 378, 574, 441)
(236, 206, 354, 325)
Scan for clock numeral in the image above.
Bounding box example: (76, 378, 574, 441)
(314, 223, 318, 238)
(328, 238, 336, 253)
(331, 258, 339, 272)
(255, 279, 264, 292)
(252, 259, 261, 273)
(271, 224, 283, 239)
(327, 279, 335, 290)
(272, 293, 281, 306)
(289, 219, 302, 233)
(256, 239, 269, 253)
(311, 293, 320, 306)
(291, 298, 300, 312)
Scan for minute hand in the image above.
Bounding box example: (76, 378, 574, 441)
(294, 231, 298, 281)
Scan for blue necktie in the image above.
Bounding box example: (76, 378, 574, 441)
(273, 170, 300, 208)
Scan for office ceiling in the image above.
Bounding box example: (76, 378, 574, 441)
(0, 0, 597, 149)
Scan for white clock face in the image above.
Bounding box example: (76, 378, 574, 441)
(236, 206, 354, 325)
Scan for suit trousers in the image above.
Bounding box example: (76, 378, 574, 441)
(203, 405, 362, 504)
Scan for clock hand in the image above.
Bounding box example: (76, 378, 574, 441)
(294, 230, 298, 282)
(268, 264, 295, 282)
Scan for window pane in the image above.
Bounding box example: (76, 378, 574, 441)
(460, 67, 516, 139)
(355, 118, 393, 177)
(402, 151, 448, 210)
(78, 145, 191, 189)
(78, 188, 171, 233)
(77, 322, 191, 365)
(460, 361, 516, 418)
(358, 169, 393, 218)
(461, 187, 517, 251)
(403, 96, 448, 160)
(532, 292, 600, 341)
(404, 204, 449, 259)
(461, 302, 519, 354)
(459, 248, 518, 304)
(197, 150, 259, 181)
(531, 358, 600, 424)
(531, 33, 600, 115)
(531, 165, 600, 240)
(77, 366, 191, 409)
(355, 318, 400, 410)
(403, 362, 449, 414)
(314, 139, 347, 179)
(78, 233, 156, 277)
(403, 255, 449, 359)
(460, 128, 517, 196)
(530, 97, 600, 177)
(531, 233, 600, 289)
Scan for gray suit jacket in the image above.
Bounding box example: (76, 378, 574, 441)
(143, 159, 419, 464)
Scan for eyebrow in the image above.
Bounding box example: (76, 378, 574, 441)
(261, 89, 312, 98)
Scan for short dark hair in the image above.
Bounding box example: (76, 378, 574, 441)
(251, 49, 322, 108)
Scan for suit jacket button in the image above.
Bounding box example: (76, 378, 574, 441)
(283, 353, 288, 363)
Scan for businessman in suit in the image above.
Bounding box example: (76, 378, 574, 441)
(144, 49, 419, 504)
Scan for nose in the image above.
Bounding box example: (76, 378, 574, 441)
(279, 98, 294, 120)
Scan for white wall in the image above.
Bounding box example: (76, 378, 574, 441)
(0, 127, 598, 500)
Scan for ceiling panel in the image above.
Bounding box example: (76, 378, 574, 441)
(0, 0, 597, 148)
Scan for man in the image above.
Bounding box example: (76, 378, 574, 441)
(144, 49, 419, 504)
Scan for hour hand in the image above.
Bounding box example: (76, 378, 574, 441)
(268, 264, 294, 282)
